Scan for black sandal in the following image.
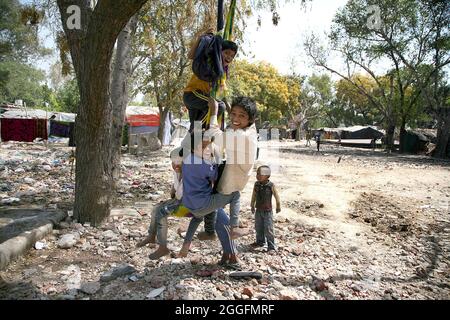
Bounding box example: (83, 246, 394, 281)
(223, 262, 242, 271)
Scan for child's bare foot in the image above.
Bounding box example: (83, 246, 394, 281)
(231, 227, 250, 239)
(197, 231, 217, 241)
(177, 228, 186, 239)
(218, 253, 230, 266)
(177, 242, 191, 258)
(136, 234, 156, 248)
(148, 246, 170, 260)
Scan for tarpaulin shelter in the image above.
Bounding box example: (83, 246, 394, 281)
(1, 109, 77, 142)
(339, 126, 384, 140)
(170, 119, 190, 146)
(403, 130, 430, 154)
(1, 109, 49, 142)
(122, 106, 160, 146)
(126, 105, 160, 135)
(49, 112, 76, 138)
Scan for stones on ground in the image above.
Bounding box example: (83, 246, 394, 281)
(1, 142, 449, 300)
(80, 282, 101, 295)
(1, 197, 20, 204)
(311, 277, 328, 292)
(242, 287, 253, 298)
(229, 271, 263, 280)
(23, 268, 38, 277)
(100, 264, 137, 282)
(23, 177, 35, 184)
(147, 286, 166, 299)
(57, 233, 79, 249)
(34, 241, 47, 250)
(128, 275, 139, 282)
(145, 276, 165, 288)
(279, 288, 300, 300)
(101, 230, 118, 240)
(64, 265, 81, 290)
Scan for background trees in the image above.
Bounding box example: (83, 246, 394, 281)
(304, 0, 449, 155)
(0, 0, 50, 106)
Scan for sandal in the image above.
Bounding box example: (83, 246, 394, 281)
(223, 262, 242, 271)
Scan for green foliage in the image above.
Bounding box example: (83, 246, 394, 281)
(228, 60, 301, 124)
(0, 60, 45, 106)
(0, 0, 48, 63)
(41, 84, 61, 111)
(334, 74, 383, 126)
(56, 77, 80, 113)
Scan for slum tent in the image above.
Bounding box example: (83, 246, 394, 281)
(402, 130, 430, 154)
(126, 105, 160, 134)
(122, 106, 160, 146)
(1, 109, 49, 142)
(49, 112, 76, 138)
(170, 119, 190, 146)
(339, 126, 384, 140)
(318, 128, 341, 140)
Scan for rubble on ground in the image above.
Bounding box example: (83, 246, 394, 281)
(0, 140, 449, 300)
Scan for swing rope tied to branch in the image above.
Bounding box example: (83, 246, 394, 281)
(201, 0, 237, 128)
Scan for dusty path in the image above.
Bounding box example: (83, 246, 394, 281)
(0, 140, 449, 300)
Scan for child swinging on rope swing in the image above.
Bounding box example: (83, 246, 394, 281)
(180, 18, 239, 241)
(183, 31, 238, 132)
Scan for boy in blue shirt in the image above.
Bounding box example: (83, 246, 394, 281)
(148, 131, 218, 260)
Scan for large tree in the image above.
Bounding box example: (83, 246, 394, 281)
(110, 14, 139, 184)
(305, 0, 448, 153)
(56, 0, 147, 226)
(227, 59, 298, 125)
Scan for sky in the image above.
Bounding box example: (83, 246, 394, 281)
(30, 0, 349, 79)
(241, 0, 349, 76)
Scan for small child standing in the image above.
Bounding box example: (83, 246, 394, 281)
(136, 147, 184, 248)
(250, 166, 281, 252)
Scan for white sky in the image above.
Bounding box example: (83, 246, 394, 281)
(32, 0, 349, 79)
(241, 0, 349, 76)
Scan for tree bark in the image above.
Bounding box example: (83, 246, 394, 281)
(57, 0, 148, 226)
(111, 14, 139, 187)
(158, 106, 169, 144)
(385, 122, 396, 152)
(433, 110, 450, 158)
(399, 117, 407, 154)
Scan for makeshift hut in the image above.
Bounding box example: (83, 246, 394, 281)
(0, 109, 49, 142)
(49, 112, 76, 138)
(339, 126, 384, 140)
(170, 119, 190, 146)
(403, 130, 430, 154)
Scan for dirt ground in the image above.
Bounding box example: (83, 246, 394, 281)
(0, 140, 449, 300)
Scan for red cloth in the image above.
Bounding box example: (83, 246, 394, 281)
(126, 114, 160, 127)
(1, 118, 47, 142)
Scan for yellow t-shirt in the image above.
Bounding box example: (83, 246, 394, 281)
(184, 74, 211, 94)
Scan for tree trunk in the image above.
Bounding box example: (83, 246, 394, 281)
(57, 0, 148, 226)
(433, 110, 450, 158)
(399, 118, 407, 154)
(158, 106, 169, 143)
(385, 122, 396, 152)
(111, 14, 139, 187)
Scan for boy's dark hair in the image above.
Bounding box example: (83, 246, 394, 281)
(231, 96, 257, 124)
(222, 40, 238, 54)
